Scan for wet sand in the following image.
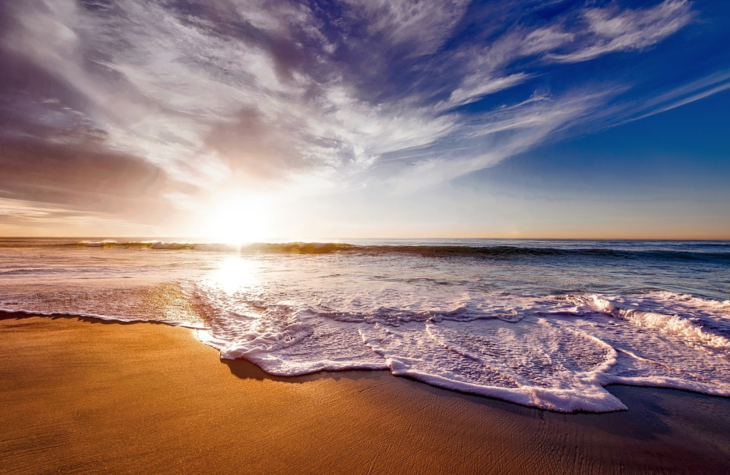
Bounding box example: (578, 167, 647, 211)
(1, 315, 729, 474)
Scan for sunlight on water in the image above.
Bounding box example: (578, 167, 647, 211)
(1, 238, 729, 412)
(206, 257, 261, 294)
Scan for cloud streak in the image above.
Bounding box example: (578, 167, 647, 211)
(0, 0, 723, 232)
(550, 0, 693, 63)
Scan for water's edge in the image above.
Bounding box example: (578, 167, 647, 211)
(5, 309, 730, 415)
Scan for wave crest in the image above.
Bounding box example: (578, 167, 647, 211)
(55, 241, 730, 261)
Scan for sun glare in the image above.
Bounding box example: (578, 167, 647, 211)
(206, 192, 270, 245)
(209, 257, 260, 294)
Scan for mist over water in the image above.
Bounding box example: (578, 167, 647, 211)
(1, 238, 729, 412)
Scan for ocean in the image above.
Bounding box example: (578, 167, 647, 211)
(1, 238, 728, 413)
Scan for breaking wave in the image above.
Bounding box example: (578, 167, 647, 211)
(1, 239, 726, 262)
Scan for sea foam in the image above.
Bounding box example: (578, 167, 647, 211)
(192, 274, 730, 412)
(1, 238, 729, 412)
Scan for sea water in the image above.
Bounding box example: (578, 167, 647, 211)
(1, 238, 728, 412)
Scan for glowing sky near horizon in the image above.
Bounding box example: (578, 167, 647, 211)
(0, 0, 729, 239)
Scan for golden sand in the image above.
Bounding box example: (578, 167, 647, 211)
(1, 316, 729, 474)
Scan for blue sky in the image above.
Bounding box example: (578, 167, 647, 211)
(0, 0, 728, 238)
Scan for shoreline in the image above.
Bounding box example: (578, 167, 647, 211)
(1, 316, 730, 473)
(2, 309, 728, 415)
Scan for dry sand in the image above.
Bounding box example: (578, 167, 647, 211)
(1, 315, 730, 474)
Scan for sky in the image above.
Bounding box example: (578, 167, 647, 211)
(0, 0, 729, 240)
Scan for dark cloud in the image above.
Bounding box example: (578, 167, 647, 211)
(0, 135, 171, 220)
(0, 48, 92, 136)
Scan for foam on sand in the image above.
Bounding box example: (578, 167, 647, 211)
(192, 285, 730, 413)
(2, 238, 729, 413)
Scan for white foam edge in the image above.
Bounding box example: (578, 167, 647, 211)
(193, 329, 389, 374)
(385, 361, 628, 413)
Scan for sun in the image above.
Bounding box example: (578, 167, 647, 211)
(206, 192, 270, 245)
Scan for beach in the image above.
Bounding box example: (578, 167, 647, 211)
(1, 315, 729, 474)
(2, 0, 729, 471)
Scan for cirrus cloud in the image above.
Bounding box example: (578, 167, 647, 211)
(1, 0, 722, 233)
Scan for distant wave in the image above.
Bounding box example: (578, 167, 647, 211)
(65, 241, 356, 253)
(344, 245, 730, 262)
(76, 240, 200, 250)
(2, 240, 729, 262)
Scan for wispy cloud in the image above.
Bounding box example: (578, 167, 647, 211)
(384, 88, 613, 193)
(619, 70, 730, 124)
(343, 0, 471, 56)
(550, 0, 693, 63)
(0, 0, 722, 230)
